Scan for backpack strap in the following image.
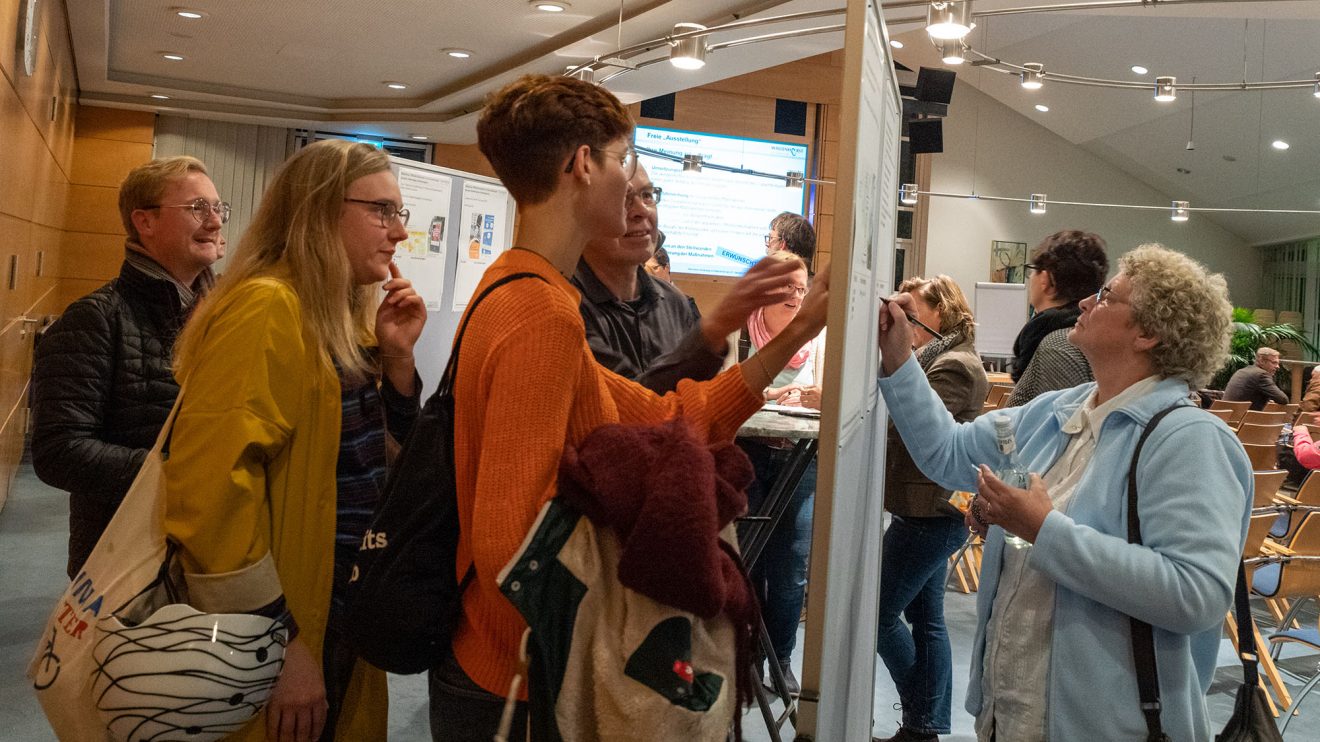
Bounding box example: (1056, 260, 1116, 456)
(439, 271, 547, 395)
(1126, 401, 1192, 742)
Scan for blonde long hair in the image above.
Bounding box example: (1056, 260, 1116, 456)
(175, 140, 386, 382)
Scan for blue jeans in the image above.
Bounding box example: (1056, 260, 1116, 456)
(741, 441, 817, 665)
(876, 515, 968, 735)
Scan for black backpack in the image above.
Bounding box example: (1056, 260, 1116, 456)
(344, 272, 544, 674)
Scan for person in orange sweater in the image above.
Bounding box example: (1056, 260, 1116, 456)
(424, 74, 830, 741)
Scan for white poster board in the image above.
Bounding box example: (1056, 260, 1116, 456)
(452, 180, 514, 311)
(973, 282, 1030, 357)
(393, 165, 453, 310)
(389, 157, 515, 398)
(797, 1, 900, 739)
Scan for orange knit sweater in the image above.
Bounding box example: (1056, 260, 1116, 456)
(450, 248, 763, 697)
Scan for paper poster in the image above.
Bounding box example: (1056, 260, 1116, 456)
(393, 165, 453, 310)
(452, 180, 513, 311)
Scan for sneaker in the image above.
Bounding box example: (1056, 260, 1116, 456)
(873, 726, 939, 742)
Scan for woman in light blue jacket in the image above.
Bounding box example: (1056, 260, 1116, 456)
(877, 244, 1251, 742)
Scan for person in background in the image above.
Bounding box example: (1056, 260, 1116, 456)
(1300, 367, 1320, 413)
(877, 244, 1248, 741)
(1223, 347, 1289, 411)
(644, 244, 672, 283)
(1003, 230, 1108, 407)
(574, 162, 802, 393)
(432, 73, 829, 741)
(165, 140, 426, 741)
(875, 275, 987, 742)
(32, 156, 222, 579)
(765, 211, 816, 264)
(733, 250, 824, 695)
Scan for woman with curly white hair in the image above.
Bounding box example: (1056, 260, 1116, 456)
(874, 243, 1251, 742)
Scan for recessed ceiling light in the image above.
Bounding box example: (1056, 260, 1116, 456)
(173, 8, 206, 19)
(1035, 104, 1049, 112)
(890, 40, 904, 49)
(410, 134, 428, 141)
(151, 94, 170, 99)
(1131, 65, 1148, 75)
(1272, 140, 1290, 150)
(385, 81, 408, 90)
(444, 48, 474, 59)
(532, 0, 570, 10)
(161, 52, 185, 61)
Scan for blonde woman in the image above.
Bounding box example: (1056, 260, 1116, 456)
(876, 275, 986, 742)
(166, 140, 426, 742)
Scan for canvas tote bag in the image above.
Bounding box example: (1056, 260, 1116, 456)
(26, 395, 187, 740)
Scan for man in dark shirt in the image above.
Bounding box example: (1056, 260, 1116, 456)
(1223, 347, 1289, 410)
(572, 162, 798, 393)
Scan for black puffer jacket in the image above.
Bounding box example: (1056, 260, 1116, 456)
(32, 257, 205, 578)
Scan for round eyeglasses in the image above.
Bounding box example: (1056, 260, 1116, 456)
(143, 198, 231, 225)
(344, 198, 410, 228)
(627, 186, 662, 206)
(562, 144, 638, 179)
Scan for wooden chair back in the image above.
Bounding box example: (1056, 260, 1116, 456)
(1264, 401, 1300, 419)
(1295, 470, 1320, 506)
(1274, 513, 1320, 599)
(986, 384, 1014, 407)
(1237, 423, 1284, 446)
(1241, 410, 1289, 426)
(1206, 408, 1235, 425)
(1296, 411, 1320, 428)
(1212, 399, 1251, 426)
(1242, 442, 1278, 471)
(1253, 470, 1288, 509)
(1245, 513, 1278, 559)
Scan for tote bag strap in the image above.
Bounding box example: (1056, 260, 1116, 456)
(1232, 562, 1259, 687)
(1126, 402, 1190, 742)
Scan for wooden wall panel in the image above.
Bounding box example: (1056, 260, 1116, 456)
(432, 143, 497, 179)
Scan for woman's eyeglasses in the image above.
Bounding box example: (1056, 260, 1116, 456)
(344, 198, 410, 228)
(143, 198, 232, 225)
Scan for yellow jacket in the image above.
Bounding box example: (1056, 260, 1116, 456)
(163, 277, 387, 740)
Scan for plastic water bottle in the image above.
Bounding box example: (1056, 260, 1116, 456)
(992, 415, 1032, 550)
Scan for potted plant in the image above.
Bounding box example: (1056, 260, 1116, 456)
(1209, 307, 1319, 390)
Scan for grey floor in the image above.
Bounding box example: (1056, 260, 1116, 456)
(4, 461, 1320, 741)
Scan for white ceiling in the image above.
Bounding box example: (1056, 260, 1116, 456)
(67, 0, 1320, 244)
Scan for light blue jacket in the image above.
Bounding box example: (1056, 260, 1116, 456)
(879, 356, 1251, 742)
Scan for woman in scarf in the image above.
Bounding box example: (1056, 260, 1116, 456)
(875, 275, 987, 742)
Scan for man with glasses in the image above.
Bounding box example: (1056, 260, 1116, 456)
(33, 155, 224, 577)
(573, 162, 800, 393)
(765, 211, 816, 263)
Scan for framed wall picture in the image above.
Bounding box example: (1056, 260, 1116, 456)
(990, 240, 1027, 283)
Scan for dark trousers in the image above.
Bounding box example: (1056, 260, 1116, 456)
(429, 646, 529, 742)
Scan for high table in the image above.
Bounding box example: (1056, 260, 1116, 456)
(1280, 359, 1320, 404)
(735, 408, 820, 742)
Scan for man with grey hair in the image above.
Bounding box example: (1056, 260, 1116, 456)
(32, 155, 224, 577)
(1223, 346, 1289, 410)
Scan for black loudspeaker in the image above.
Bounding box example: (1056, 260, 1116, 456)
(915, 67, 956, 105)
(774, 99, 808, 136)
(639, 93, 676, 120)
(908, 120, 944, 154)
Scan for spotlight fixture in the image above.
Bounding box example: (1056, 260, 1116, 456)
(1272, 140, 1290, 150)
(410, 134, 428, 141)
(1314, 72, 1320, 98)
(444, 48, 473, 59)
(670, 23, 708, 70)
(173, 9, 206, 20)
(682, 154, 704, 173)
(161, 52, 185, 61)
(150, 93, 170, 99)
(1171, 200, 1190, 222)
(566, 65, 594, 83)
(384, 81, 408, 90)
(936, 40, 965, 65)
(899, 183, 919, 205)
(1130, 65, 1148, 75)
(786, 172, 805, 188)
(926, 1, 974, 41)
(1029, 193, 1047, 214)
(890, 40, 904, 50)
(1020, 63, 1044, 90)
(1034, 104, 1049, 112)
(1154, 76, 1176, 102)
(531, 0, 570, 10)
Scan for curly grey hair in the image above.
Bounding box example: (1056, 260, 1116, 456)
(1121, 243, 1232, 388)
